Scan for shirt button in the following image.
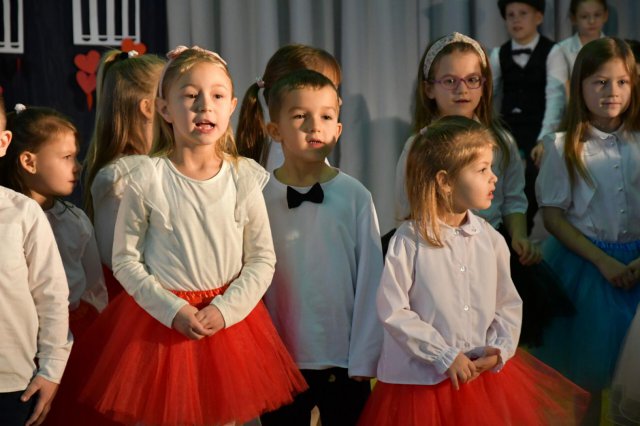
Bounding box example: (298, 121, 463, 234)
(619, 187, 623, 191)
(620, 209, 626, 213)
(454, 229, 460, 236)
(460, 266, 466, 272)
(463, 305, 470, 311)
(614, 164, 620, 169)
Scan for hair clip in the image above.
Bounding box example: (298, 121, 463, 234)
(128, 50, 139, 58)
(14, 103, 26, 114)
(419, 126, 429, 136)
(256, 77, 265, 89)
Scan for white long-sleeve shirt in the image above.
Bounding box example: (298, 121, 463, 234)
(91, 161, 126, 269)
(262, 171, 384, 377)
(0, 187, 72, 392)
(394, 132, 527, 227)
(376, 214, 522, 385)
(112, 155, 276, 329)
(536, 128, 640, 243)
(44, 200, 108, 312)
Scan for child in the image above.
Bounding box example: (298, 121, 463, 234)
(258, 69, 383, 426)
(236, 44, 341, 171)
(533, 37, 640, 423)
(74, 46, 306, 426)
(395, 32, 568, 347)
(532, 0, 608, 165)
(82, 49, 164, 301)
(359, 116, 588, 426)
(1, 105, 107, 340)
(0, 96, 72, 426)
(491, 0, 554, 231)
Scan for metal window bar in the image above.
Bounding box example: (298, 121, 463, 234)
(72, 0, 140, 46)
(0, 0, 24, 54)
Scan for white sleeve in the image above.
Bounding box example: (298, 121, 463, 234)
(485, 229, 522, 369)
(26, 206, 72, 383)
(499, 133, 528, 217)
(538, 44, 568, 140)
(535, 133, 571, 210)
(377, 232, 460, 375)
(92, 168, 124, 268)
(210, 186, 276, 328)
(347, 195, 384, 377)
(80, 222, 108, 312)
(394, 136, 415, 224)
(112, 184, 188, 328)
(490, 47, 503, 113)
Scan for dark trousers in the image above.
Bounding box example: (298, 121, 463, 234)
(261, 367, 371, 426)
(0, 390, 36, 426)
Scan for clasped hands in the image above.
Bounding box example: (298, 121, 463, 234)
(171, 304, 225, 340)
(446, 347, 500, 390)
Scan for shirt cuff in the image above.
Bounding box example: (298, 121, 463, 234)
(210, 296, 233, 328)
(37, 357, 71, 384)
(433, 347, 461, 375)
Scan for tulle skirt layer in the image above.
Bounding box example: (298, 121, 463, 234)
(357, 350, 589, 426)
(532, 237, 640, 391)
(75, 287, 307, 426)
(610, 306, 640, 425)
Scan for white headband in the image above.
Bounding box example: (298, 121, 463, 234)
(423, 32, 487, 78)
(157, 45, 228, 98)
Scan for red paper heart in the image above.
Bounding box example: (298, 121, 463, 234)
(121, 38, 147, 55)
(74, 50, 101, 73)
(76, 71, 96, 94)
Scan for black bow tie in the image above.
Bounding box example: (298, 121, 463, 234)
(287, 182, 324, 209)
(512, 48, 533, 55)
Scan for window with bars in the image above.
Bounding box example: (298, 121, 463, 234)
(72, 0, 140, 46)
(0, 0, 24, 54)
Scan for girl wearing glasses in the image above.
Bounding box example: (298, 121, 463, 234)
(393, 33, 569, 348)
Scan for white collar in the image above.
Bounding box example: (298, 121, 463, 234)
(511, 33, 540, 51)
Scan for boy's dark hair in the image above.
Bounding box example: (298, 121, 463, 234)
(626, 39, 640, 63)
(497, 0, 545, 18)
(267, 69, 339, 121)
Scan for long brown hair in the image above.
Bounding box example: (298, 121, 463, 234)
(83, 50, 164, 220)
(406, 116, 496, 247)
(413, 36, 510, 169)
(235, 44, 341, 165)
(562, 37, 639, 185)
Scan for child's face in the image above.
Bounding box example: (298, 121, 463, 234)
(582, 58, 631, 131)
(268, 86, 342, 165)
(572, 1, 608, 40)
(450, 146, 497, 213)
(23, 130, 80, 199)
(157, 62, 237, 150)
(504, 3, 543, 45)
(425, 51, 484, 119)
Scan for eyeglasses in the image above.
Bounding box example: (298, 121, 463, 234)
(428, 75, 486, 90)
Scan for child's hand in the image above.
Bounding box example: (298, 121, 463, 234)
(351, 376, 372, 382)
(22, 375, 58, 426)
(511, 236, 542, 266)
(471, 347, 500, 380)
(597, 256, 629, 288)
(531, 142, 544, 168)
(446, 353, 477, 390)
(623, 258, 640, 289)
(194, 305, 225, 334)
(172, 304, 212, 340)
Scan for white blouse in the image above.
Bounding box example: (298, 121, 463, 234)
(112, 156, 276, 329)
(44, 200, 108, 312)
(0, 187, 72, 392)
(394, 133, 527, 228)
(91, 161, 126, 269)
(376, 213, 522, 385)
(263, 171, 384, 377)
(536, 128, 640, 243)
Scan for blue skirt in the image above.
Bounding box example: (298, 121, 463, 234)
(532, 237, 640, 391)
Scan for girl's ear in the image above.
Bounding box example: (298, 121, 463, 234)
(0, 130, 12, 157)
(19, 151, 37, 174)
(139, 98, 154, 121)
(266, 122, 282, 143)
(155, 97, 172, 123)
(424, 81, 435, 100)
(230, 96, 238, 115)
(435, 170, 453, 195)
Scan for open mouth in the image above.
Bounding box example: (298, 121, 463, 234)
(307, 138, 324, 146)
(195, 120, 216, 132)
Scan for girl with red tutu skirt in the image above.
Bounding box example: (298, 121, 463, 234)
(69, 46, 307, 426)
(358, 117, 589, 426)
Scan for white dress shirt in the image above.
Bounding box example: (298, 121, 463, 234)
(0, 187, 72, 391)
(91, 161, 126, 269)
(376, 214, 522, 385)
(262, 171, 384, 377)
(394, 132, 527, 227)
(45, 200, 108, 312)
(536, 128, 640, 243)
(538, 32, 605, 141)
(112, 155, 276, 329)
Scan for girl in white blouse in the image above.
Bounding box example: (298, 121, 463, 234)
(71, 46, 306, 426)
(533, 37, 640, 424)
(359, 116, 588, 426)
(0, 105, 107, 339)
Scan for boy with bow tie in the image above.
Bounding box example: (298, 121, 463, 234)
(259, 69, 384, 426)
(490, 0, 554, 233)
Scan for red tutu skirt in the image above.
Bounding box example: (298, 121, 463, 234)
(102, 264, 124, 302)
(75, 287, 307, 426)
(358, 350, 589, 426)
(69, 300, 99, 341)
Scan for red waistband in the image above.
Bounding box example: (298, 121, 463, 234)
(169, 285, 230, 304)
